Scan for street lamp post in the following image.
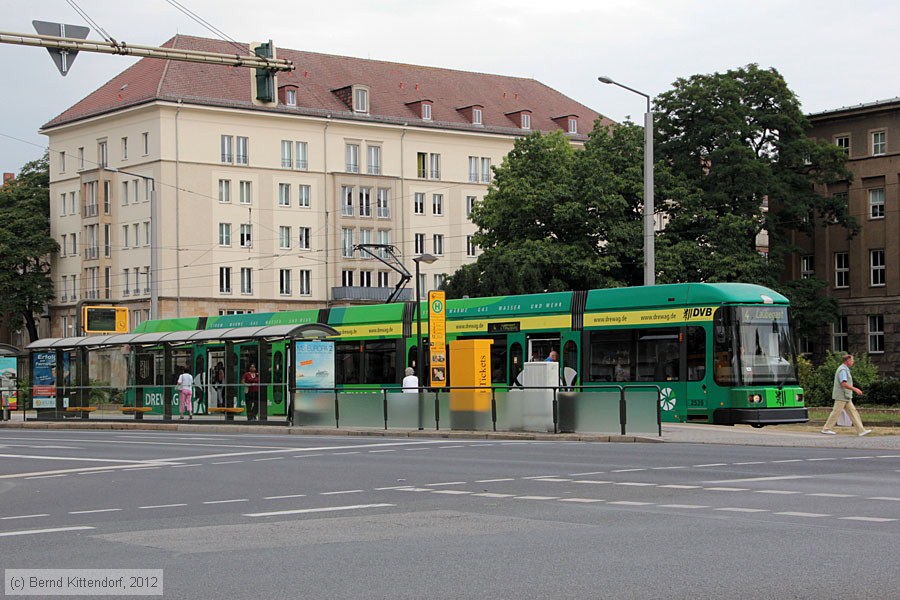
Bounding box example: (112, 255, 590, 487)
(598, 76, 655, 286)
(105, 168, 158, 319)
(413, 253, 437, 429)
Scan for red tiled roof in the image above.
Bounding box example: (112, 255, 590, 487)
(43, 35, 611, 136)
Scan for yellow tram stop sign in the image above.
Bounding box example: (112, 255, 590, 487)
(82, 306, 129, 334)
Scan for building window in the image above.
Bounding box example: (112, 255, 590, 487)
(295, 141, 308, 170)
(359, 187, 372, 217)
(467, 235, 477, 257)
(378, 271, 390, 287)
(376, 230, 389, 257)
(433, 234, 444, 255)
(122, 181, 130, 206)
(870, 249, 885, 287)
(354, 87, 369, 113)
(279, 269, 292, 295)
(367, 145, 381, 175)
(122, 268, 130, 296)
(359, 229, 372, 253)
(430, 153, 441, 179)
(298, 184, 311, 208)
(236, 136, 249, 165)
(341, 269, 354, 287)
(143, 221, 150, 246)
(800, 254, 813, 279)
(239, 180, 252, 205)
(103, 181, 111, 214)
(218, 179, 231, 203)
(122, 225, 130, 249)
(286, 89, 297, 106)
(834, 252, 849, 288)
(142, 132, 149, 155)
(417, 273, 425, 299)
(240, 267, 253, 294)
(281, 140, 293, 168)
(432, 194, 443, 216)
(98, 140, 108, 168)
(279, 183, 291, 207)
(360, 270, 372, 287)
(240, 223, 252, 248)
(868, 314, 885, 353)
(521, 114, 531, 130)
(219, 223, 231, 246)
(434, 273, 446, 289)
(341, 186, 354, 216)
(346, 143, 360, 173)
(59, 151, 66, 173)
(376, 188, 390, 218)
(121, 137, 128, 160)
(298, 227, 310, 250)
(473, 108, 483, 125)
(835, 135, 849, 155)
(78, 147, 84, 170)
(568, 118, 578, 134)
(221, 135, 233, 163)
(414, 192, 425, 215)
(299, 270, 311, 295)
(279, 226, 291, 250)
(466, 196, 476, 216)
(468, 156, 479, 182)
(341, 228, 354, 258)
(417, 152, 427, 178)
(481, 157, 492, 183)
(869, 188, 885, 219)
(422, 103, 432, 120)
(872, 131, 886, 156)
(415, 233, 425, 254)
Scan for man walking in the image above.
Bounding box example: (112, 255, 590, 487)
(822, 353, 871, 436)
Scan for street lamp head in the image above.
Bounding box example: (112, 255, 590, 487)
(413, 253, 438, 265)
(597, 76, 615, 85)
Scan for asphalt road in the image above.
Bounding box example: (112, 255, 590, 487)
(1, 428, 898, 599)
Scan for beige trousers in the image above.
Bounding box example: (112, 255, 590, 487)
(823, 399, 866, 435)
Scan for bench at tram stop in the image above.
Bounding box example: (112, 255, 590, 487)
(120, 406, 153, 420)
(208, 407, 245, 421)
(64, 406, 97, 419)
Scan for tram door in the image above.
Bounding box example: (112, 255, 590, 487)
(527, 337, 559, 363)
(207, 349, 226, 409)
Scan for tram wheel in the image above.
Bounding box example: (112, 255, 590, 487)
(751, 423, 765, 429)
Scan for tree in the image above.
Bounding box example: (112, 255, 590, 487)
(0, 153, 57, 342)
(654, 64, 852, 286)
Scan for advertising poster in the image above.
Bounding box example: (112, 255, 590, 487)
(294, 341, 335, 389)
(32, 351, 57, 409)
(0, 357, 16, 410)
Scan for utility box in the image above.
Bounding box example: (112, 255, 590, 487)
(448, 339, 492, 430)
(515, 361, 556, 432)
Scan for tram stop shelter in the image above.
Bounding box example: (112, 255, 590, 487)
(24, 323, 339, 423)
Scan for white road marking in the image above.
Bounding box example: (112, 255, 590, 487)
(558, 498, 604, 503)
(732, 461, 765, 465)
(127, 467, 160, 471)
(652, 466, 688, 470)
(869, 497, 900, 502)
(876, 455, 900, 458)
(69, 508, 122, 514)
(843, 456, 874, 460)
(612, 468, 646, 473)
(614, 482, 655, 487)
(397, 488, 435, 492)
(532, 478, 572, 482)
(369, 450, 396, 453)
(321, 490, 364, 495)
(25, 475, 68, 480)
(170, 464, 201, 468)
(715, 507, 769, 513)
(608, 501, 653, 506)
(78, 471, 114, 475)
(573, 480, 612, 485)
(374, 486, 412, 491)
(771, 459, 804, 463)
(1, 514, 49, 520)
(704, 487, 749, 492)
(473, 493, 515, 498)
(264, 494, 307, 500)
(0, 526, 94, 537)
(212, 461, 243, 465)
(708, 475, 813, 483)
(333, 452, 360, 455)
(515, 496, 560, 501)
(245, 504, 394, 518)
(203, 499, 249, 505)
(439, 446, 465, 449)
(776, 511, 830, 518)
(805, 458, 837, 461)
(754, 490, 803, 495)
(425, 482, 467, 487)
(568, 471, 606, 476)
(659, 504, 708, 509)
(476, 478, 515, 483)
(138, 504, 187, 509)
(522, 475, 559, 480)
(808, 493, 856, 498)
(293, 454, 325, 458)
(693, 463, 727, 467)
(658, 484, 700, 489)
(840, 516, 896, 522)
(253, 457, 285, 462)
(432, 490, 473, 495)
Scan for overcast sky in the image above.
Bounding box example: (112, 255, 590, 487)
(2, 0, 899, 173)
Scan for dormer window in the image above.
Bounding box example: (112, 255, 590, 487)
(422, 103, 432, 121)
(473, 108, 482, 125)
(286, 89, 297, 106)
(506, 110, 532, 130)
(457, 104, 485, 126)
(553, 114, 580, 135)
(521, 113, 531, 130)
(353, 86, 369, 113)
(568, 118, 577, 134)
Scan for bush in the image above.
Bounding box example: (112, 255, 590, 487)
(802, 352, 879, 407)
(863, 377, 900, 407)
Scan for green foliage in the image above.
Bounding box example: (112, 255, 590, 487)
(797, 354, 815, 398)
(864, 378, 900, 407)
(0, 153, 57, 342)
(803, 352, 879, 406)
(655, 64, 852, 286)
(775, 278, 840, 341)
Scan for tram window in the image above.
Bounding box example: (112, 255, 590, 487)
(637, 328, 680, 382)
(510, 342, 523, 385)
(588, 330, 632, 382)
(686, 326, 706, 381)
(363, 341, 397, 384)
(335, 342, 362, 384)
(490, 343, 507, 383)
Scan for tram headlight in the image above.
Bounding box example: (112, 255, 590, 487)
(748, 394, 763, 404)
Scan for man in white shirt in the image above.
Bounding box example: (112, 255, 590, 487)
(402, 367, 419, 393)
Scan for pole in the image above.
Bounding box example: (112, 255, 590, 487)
(415, 259, 424, 429)
(149, 182, 159, 320)
(643, 105, 655, 286)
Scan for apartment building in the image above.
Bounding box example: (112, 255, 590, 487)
(42, 35, 607, 336)
(789, 98, 900, 375)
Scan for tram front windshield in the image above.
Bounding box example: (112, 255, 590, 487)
(713, 306, 799, 386)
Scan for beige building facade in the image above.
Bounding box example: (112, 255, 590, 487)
(42, 35, 606, 336)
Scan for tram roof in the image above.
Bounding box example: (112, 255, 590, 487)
(25, 323, 339, 351)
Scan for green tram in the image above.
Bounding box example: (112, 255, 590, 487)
(129, 282, 807, 426)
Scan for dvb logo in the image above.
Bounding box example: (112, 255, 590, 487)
(683, 307, 713, 320)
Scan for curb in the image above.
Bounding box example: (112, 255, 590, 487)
(0, 420, 663, 443)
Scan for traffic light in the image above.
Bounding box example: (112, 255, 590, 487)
(82, 306, 129, 334)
